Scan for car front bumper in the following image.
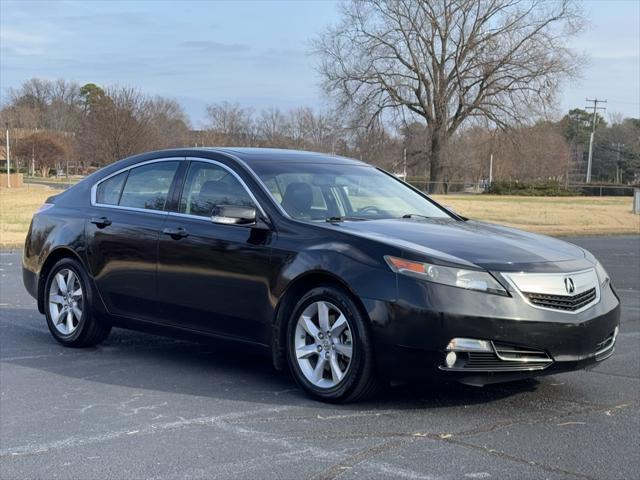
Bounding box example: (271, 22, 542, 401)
(364, 277, 621, 385)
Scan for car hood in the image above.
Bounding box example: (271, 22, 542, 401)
(327, 218, 587, 271)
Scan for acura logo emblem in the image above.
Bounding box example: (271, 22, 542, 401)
(564, 277, 576, 294)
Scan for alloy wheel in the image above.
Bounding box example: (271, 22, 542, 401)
(294, 300, 353, 388)
(48, 268, 83, 335)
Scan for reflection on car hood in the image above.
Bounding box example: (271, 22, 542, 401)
(328, 218, 586, 270)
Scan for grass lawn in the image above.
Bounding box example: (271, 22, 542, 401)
(432, 195, 640, 237)
(1, 185, 56, 248)
(0, 186, 638, 248)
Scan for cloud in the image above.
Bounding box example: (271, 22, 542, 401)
(591, 51, 639, 61)
(0, 29, 48, 55)
(179, 40, 250, 54)
(57, 11, 150, 28)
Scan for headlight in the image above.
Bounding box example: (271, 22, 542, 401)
(385, 256, 508, 296)
(595, 261, 610, 286)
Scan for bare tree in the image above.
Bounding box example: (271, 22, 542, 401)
(77, 87, 155, 165)
(259, 107, 290, 147)
(146, 97, 191, 149)
(3, 78, 83, 134)
(204, 102, 256, 145)
(13, 131, 71, 177)
(314, 0, 585, 190)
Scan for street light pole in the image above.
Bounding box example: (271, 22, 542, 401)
(5, 123, 10, 188)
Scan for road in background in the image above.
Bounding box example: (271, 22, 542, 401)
(23, 178, 76, 190)
(1, 236, 638, 479)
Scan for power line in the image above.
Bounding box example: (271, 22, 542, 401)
(584, 98, 607, 184)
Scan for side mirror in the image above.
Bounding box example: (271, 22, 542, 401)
(211, 205, 257, 226)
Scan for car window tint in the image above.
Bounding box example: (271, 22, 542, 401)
(96, 171, 127, 205)
(118, 161, 179, 211)
(262, 177, 282, 202)
(276, 174, 327, 209)
(179, 162, 254, 217)
(252, 162, 451, 221)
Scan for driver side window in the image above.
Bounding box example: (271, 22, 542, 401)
(179, 161, 254, 218)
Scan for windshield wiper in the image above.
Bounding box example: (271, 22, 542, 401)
(401, 213, 433, 220)
(326, 216, 369, 223)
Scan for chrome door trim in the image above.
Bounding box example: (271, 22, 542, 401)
(90, 156, 271, 224)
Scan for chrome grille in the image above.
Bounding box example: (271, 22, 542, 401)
(502, 269, 600, 314)
(523, 287, 597, 312)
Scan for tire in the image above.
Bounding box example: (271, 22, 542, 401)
(286, 285, 381, 403)
(43, 257, 111, 347)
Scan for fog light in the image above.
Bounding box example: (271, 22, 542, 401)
(446, 338, 493, 352)
(445, 351, 457, 368)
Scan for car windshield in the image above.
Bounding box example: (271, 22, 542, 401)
(250, 162, 454, 222)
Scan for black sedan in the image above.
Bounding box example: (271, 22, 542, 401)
(23, 148, 620, 402)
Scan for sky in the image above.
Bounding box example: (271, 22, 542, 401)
(1, 0, 638, 127)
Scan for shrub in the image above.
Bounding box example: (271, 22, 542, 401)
(487, 181, 580, 196)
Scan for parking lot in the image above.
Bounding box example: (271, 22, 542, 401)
(1, 235, 638, 480)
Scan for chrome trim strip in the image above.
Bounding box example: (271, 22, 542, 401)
(595, 328, 618, 359)
(492, 342, 553, 364)
(595, 346, 615, 361)
(165, 211, 257, 228)
(90, 156, 271, 225)
(439, 365, 550, 372)
(89, 204, 170, 217)
(503, 268, 598, 296)
(501, 268, 600, 315)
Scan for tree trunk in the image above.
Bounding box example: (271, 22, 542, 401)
(428, 127, 447, 194)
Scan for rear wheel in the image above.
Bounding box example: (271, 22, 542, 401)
(44, 258, 111, 347)
(286, 285, 381, 403)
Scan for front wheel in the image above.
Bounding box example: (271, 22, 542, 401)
(286, 285, 381, 403)
(44, 258, 111, 347)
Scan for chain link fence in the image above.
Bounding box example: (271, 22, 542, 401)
(403, 178, 637, 196)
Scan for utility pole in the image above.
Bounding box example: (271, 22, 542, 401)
(403, 148, 407, 180)
(489, 154, 493, 186)
(31, 127, 38, 177)
(615, 142, 624, 184)
(585, 98, 607, 183)
(5, 123, 10, 188)
(567, 111, 581, 187)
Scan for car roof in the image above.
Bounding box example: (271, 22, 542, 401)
(199, 147, 368, 167)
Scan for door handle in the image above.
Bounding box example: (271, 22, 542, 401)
(162, 227, 189, 239)
(90, 216, 112, 227)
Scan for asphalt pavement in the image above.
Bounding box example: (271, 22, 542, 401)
(1, 236, 638, 480)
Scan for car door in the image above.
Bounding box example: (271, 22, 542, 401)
(86, 159, 182, 321)
(156, 159, 275, 343)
